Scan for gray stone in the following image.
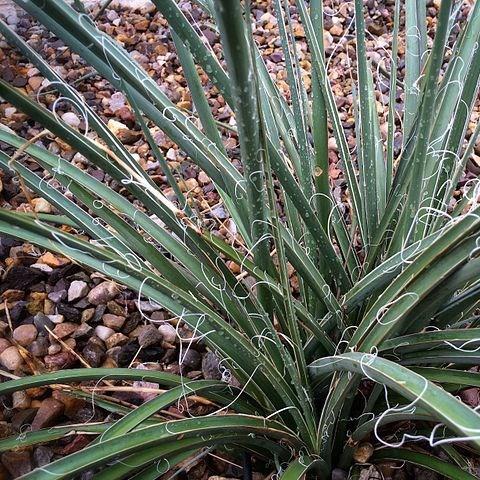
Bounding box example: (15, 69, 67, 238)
(61, 112, 81, 128)
(68, 280, 89, 302)
(29, 336, 49, 357)
(202, 351, 222, 380)
(87, 281, 118, 305)
(33, 446, 53, 468)
(158, 323, 176, 343)
(94, 325, 115, 341)
(181, 349, 201, 370)
(137, 324, 163, 347)
(71, 322, 93, 339)
(82, 342, 105, 367)
(34, 312, 54, 334)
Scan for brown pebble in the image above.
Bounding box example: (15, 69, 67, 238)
(38, 252, 70, 268)
(87, 281, 118, 305)
(44, 352, 77, 370)
(105, 333, 129, 349)
(1, 450, 32, 477)
(12, 324, 38, 347)
(0, 339, 11, 355)
(52, 322, 77, 339)
(12, 391, 31, 410)
(102, 313, 126, 330)
(0, 346, 23, 371)
(352, 442, 374, 463)
(31, 397, 64, 431)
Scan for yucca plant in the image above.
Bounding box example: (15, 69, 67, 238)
(0, 0, 479, 478)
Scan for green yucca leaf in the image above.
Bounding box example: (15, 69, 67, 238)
(279, 456, 328, 479)
(403, 0, 427, 138)
(373, 448, 478, 480)
(354, 0, 386, 243)
(19, 415, 299, 480)
(410, 367, 480, 388)
(99, 380, 242, 441)
(310, 352, 480, 449)
(392, 0, 453, 248)
(93, 448, 200, 480)
(380, 329, 480, 353)
(351, 411, 432, 443)
(0, 424, 109, 452)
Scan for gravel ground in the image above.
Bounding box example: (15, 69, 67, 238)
(0, 0, 479, 478)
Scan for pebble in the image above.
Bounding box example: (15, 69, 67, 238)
(26, 291, 46, 315)
(123, 314, 140, 334)
(48, 290, 66, 303)
(108, 91, 126, 111)
(105, 333, 129, 349)
(29, 337, 49, 357)
(12, 324, 38, 347)
(31, 263, 53, 273)
(31, 397, 65, 431)
(102, 313, 126, 330)
(460, 388, 480, 407)
(48, 314, 65, 324)
(52, 322, 77, 339)
(56, 304, 80, 322)
(11, 409, 36, 432)
(352, 442, 374, 463)
(92, 304, 107, 324)
(82, 342, 105, 367)
(137, 300, 161, 312)
(48, 343, 62, 355)
(31, 197, 53, 213)
(1, 451, 32, 478)
(71, 322, 93, 339)
(61, 111, 81, 128)
(0, 346, 23, 371)
(94, 325, 115, 341)
(4, 107, 16, 118)
(181, 349, 201, 370)
(0, 338, 11, 355)
(137, 324, 163, 347)
(122, 0, 155, 13)
(330, 24, 344, 36)
(1, 266, 45, 291)
(12, 75, 26, 87)
(158, 323, 176, 343)
(82, 308, 95, 322)
(52, 392, 85, 420)
(331, 469, 348, 480)
(12, 390, 31, 410)
(87, 281, 118, 305)
(33, 312, 55, 333)
(33, 446, 53, 468)
(39, 252, 70, 268)
(202, 351, 222, 380)
(68, 280, 89, 302)
(44, 352, 77, 370)
(198, 171, 210, 185)
(208, 477, 240, 480)
(106, 300, 124, 316)
(106, 119, 141, 144)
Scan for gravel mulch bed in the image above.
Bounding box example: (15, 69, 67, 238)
(0, 0, 479, 478)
